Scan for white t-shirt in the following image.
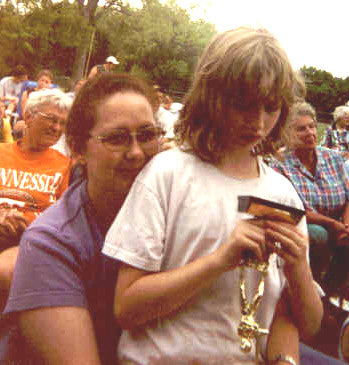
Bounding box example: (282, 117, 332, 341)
(103, 148, 307, 365)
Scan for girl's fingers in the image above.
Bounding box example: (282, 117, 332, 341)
(241, 239, 265, 263)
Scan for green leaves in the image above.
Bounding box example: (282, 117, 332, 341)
(301, 66, 349, 120)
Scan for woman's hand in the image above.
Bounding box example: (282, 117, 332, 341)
(264, 220, 308, 276)
(329, 220, 349, 246)
(0, 208, 29, 250)
(216, 219, 268, 271)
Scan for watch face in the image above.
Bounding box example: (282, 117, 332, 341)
(271, 354, 297, 365)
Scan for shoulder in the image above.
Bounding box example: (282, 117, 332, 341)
(262, 162, 305, 211)
(136, 148, 200, 188)
(47, 148, 71, 164)
(317, 146, 344, 161)
(0, 142, 13, 151)
(140, 148, 196, 176)
(29, 180, 86, 231)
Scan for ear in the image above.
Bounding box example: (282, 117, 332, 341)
(23, 110, 33, 127)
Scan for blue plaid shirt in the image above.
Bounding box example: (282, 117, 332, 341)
(320, 126, 349, 152)
(270, 147, 349, 220)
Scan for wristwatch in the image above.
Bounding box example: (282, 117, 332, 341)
(269, 354, 297, 365)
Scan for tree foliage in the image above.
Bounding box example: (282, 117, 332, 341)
(0, 0, 217, 94)
(96, 0, 216, 93)
(300, 66, 349, 123)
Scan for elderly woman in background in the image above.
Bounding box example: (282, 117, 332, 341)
(271, 102, 349, 296)
(1, 73, 163, 364)
(0, 88, 72, 311)
(321, 105, 349, 158)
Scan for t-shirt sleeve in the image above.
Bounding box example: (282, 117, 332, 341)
(4, 227, 87, 314)
(103, 178, 166, 272)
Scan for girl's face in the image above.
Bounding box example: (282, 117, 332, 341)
(290, 115, 317, 150)
(227, 104, 282, 151)
(37, 76, 52, 90)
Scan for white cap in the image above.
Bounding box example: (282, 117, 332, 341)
(106, 56, 119, 65)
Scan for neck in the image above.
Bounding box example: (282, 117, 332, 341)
(218, 147, 259, 179)
(295, 148, 316, 172)
(88, 187, 127, 235)
(19, 136, 43, 153)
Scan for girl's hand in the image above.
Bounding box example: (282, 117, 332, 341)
(216, 219, 268, 272)
(264, 220, 308, 276)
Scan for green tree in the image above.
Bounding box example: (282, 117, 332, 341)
(97, 0, 217, 94)
(300, 66, 349, 123)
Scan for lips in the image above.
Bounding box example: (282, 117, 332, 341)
(117, 168, 142, 177)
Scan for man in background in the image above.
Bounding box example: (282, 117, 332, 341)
(88, 56, 119, 79)
(0, 65, 28, 111)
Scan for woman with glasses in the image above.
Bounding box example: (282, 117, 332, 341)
(1, 73, 163, 365)
(0, 88, 71, 310)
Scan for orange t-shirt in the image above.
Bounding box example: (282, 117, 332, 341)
(0, 142, 71, 222)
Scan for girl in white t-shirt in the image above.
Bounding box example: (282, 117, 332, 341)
(103, 26, 323, 365)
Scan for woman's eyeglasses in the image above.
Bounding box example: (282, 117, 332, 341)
(90, 126, 165, 152)
(37, 111, 66, 127)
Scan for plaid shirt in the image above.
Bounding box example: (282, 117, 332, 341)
(320, 126, 349, 152)
(270, 147, 349, 220)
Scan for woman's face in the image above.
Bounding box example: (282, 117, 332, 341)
(83, 91, 159, 198)
(25, 104, 67, 151)
(337, 114, 349, 129)
(290, 115, 317, 150)
(227, 104, 281, 151)
(37, 76, 52, 90)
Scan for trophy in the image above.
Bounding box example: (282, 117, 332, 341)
(237, 196, 305, 364)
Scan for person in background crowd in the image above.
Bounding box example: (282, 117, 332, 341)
(51, 78, 87, 157)
(0, 88, 72, 312)
(66, 78, 87, 100)
(103, 26, 323, 365)
(1, 73, 163, 365)
(13, 69, 54, 141)
(321, 105, 349, 159)
(271, 102, 349, 298)
(0, 65, 28, 112)
(88, 56, 120, 79)
(20, 69, 53, 114)
(154, 89, 182, 142)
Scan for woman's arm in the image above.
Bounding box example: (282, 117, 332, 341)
(306, 210, 347, 241)
(0, 246, 19, 312)
(115, 219, 268, 329)
(265, 221, 323, 340)
(19, 307, 101, 365)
